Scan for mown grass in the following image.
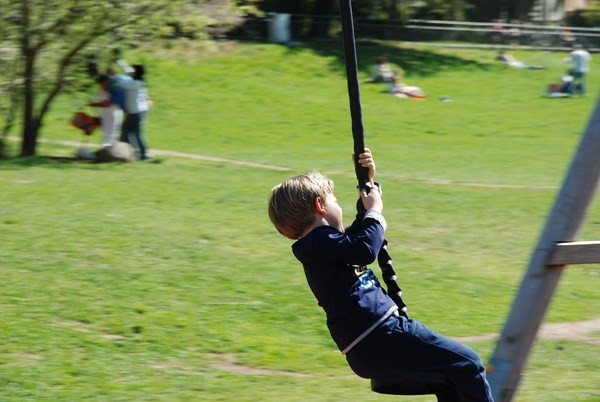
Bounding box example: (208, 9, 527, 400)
(1, 40, 599, 401)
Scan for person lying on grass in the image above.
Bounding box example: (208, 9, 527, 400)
(497, 50, 546, 70)
(268, 148, 494, 402)
(388, 76, 426, 99)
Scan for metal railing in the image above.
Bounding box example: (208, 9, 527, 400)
(229, 14, 600, 51)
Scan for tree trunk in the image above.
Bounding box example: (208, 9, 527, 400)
(0, 64, 20, 139)
(20, 50, 38, 157)
(18, 0, 38, 157)
(20, 119, 41, 157)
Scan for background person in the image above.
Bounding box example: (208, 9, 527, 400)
(87, 74, 123, 147)
(367, 56, 397, 83)
(497, 50, 545, 70)
(564, 44, 592, 94)
(117, 62, 152, 160)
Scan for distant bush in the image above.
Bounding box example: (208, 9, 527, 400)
(565, 6, 600, 28)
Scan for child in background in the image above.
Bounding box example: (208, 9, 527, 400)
(367, 56, 397, 83)
(87, 74, 123, 147)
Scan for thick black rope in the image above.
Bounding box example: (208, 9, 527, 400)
(338, 0, 370, 191)
(339, 0, 407, 315)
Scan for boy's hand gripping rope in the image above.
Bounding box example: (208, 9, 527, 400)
(339, 0, 408, 315)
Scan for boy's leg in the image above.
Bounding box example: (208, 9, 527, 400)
(137, 112, 150, 159)
(405, 318, 493, 402)
(112, 109, 123, 144)
(573, 71, 585, 94)
(346, 315, 494, 401)
(120, 114, 132, 143)
(101, 124, 112, 146)
(131, 114, 147, 160)
(436, 388, 462, 402)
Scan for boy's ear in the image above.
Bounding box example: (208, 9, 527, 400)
(314, 197, 327, 216)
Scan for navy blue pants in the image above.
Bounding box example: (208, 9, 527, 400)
(121, 112, 149, 160)
(346, 314, 494, 401)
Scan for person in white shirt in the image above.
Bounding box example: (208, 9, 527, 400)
(367, 56, 398, 83)
(564, 44, 592, 94)
(118, 64, 152, 160)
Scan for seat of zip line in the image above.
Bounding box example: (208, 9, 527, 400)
(371, 371, 452, 395)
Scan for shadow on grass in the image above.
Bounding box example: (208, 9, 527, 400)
(0, 155, 162, 170)
(284, 40, 493, 79)
(0, 155, 97, 170)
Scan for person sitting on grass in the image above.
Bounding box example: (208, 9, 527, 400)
(545, 73, 580, 97)
(267, 148, 494, 402)
(366, 56, 397, 83)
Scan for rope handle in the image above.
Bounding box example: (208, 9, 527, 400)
(378, 240, 408, 315)
(339, 0, 370, 192)
(339, 0, 408, 315)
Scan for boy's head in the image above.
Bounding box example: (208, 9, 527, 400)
(268, 172, 334, 239)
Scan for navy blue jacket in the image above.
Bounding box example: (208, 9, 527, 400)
(292, 217, 397, 352)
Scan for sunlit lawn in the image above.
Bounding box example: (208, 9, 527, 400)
(1, 40, 598, 401)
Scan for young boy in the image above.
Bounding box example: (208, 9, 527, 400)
(268, 149, 494, 402)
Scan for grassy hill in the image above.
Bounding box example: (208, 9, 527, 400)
(1, 41, 598, 401)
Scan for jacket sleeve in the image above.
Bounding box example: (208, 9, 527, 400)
(316, 221, 385, 267)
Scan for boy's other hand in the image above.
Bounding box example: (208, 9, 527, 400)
(359, 185, 383, 213)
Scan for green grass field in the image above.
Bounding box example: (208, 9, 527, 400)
(1, 41, 599, 401)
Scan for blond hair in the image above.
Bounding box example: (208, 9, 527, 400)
(268, 172, 334, 239)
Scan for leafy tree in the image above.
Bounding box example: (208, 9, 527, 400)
(465, 0, 504, 21)
(506, 0, 538, 21)
(411, 0, 472, 21)
(566, 1, 600, 28)
(0, 0, 257, 157)
(258, 0, 312, 14)
(0, 48, 20, 158)
(256, 0, 551, 23)
(308, 0, 337, 38)
(306, 0, 410, 38)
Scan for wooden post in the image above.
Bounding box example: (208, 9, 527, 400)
(548, 241, 600, 265)
(487, 94, 600, 402)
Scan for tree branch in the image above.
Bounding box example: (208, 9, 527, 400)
(30, 5, 84, 52)
(35, 3, 171, 123)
